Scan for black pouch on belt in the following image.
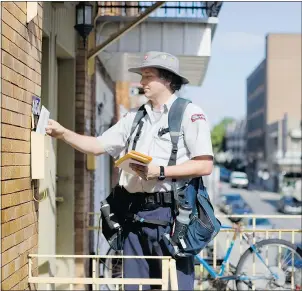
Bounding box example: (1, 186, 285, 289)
(100, 185, 131, 251)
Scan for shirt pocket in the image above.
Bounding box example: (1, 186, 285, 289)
(154, 129, 185, 158)
(157, 127, 171, 142)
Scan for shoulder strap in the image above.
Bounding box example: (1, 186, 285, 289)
(167, 97, 191, 209)
(125, 105, 147, 154)
(168, 97, 191, 166)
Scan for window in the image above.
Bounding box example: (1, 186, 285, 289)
(247, 92, 265, 116)
(247, 113, 264, 133)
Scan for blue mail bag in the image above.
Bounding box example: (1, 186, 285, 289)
(162, 178, 221, 258)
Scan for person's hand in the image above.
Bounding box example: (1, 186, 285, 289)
(129, 163, 160, 181)
(45, 119, 66, 139)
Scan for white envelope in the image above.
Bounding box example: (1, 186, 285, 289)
(36, 106, 50, 135)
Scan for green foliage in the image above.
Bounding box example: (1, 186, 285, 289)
(211, 117, 234, 153)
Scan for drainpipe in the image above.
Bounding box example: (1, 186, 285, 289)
(87, 1, 165, 60)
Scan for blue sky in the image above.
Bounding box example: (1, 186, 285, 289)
(180, 1, 301, 128)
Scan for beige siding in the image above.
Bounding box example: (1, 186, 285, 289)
(266, 34, 302, 124)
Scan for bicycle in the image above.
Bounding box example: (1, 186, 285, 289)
(195, 224, 302, 290)
(101, 224, 302, 290)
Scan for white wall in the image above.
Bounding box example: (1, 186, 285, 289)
(38, 4, 76, 288)
(56, 59, 76, 285)
(96, 18, 217, 85)
(94, 69, 115, 255)
(96, 19, 215, 56)
(43, 2, 76, 58)
(38, 35, 57, 289)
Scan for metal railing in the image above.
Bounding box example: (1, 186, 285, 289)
(208, 214, 301, 265)
(29, 213, 301, 290)
(98, 1, 223, 18)
(88, 212, 301, 272)
(28, 254, 177, 291)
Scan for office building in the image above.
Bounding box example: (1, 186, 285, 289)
(246, 33, 301, 185)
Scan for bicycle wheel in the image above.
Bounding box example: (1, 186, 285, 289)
(235, 239, 302, 290)
(103, 247, 123, 291)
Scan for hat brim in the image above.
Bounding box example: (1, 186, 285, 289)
(128, 65, 189, 85)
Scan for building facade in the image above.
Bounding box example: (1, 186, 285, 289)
(1, 2, 43, 289)
(1, 1, 222, 290)
(246, 59, 266, 169)
(246, 33, 301, 185)
(266, 114, 302, 191)
(0, 2, 106, 289)
(225, 119, 247, 170)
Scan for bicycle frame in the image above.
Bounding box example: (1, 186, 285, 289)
(195, 225, 237, 280)
(195, 225, 278, 282)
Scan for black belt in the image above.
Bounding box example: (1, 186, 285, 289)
(144, 191, 173, 205)
(128, 191, 174, 211)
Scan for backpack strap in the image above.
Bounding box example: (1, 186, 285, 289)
(168, 98, 191, 166)
(167, 97, 191, 206)
(125, 104, 147, 154)
(132, 119, 145, 151)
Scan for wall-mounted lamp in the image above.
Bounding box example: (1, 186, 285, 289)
(74, 2, 94, 46)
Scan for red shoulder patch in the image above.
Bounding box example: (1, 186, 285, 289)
(191, 114, 206, 122)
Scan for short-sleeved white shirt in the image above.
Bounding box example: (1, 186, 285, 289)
(97, 94, 213, 193)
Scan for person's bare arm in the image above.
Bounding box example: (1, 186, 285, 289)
(46, 119, 105, 156)
(164, 156, 213, 178)
(130, 156, 213, 180)
(62, 129, 106, 156)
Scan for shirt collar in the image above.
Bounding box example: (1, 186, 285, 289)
(144, 94, 178, 121)
(164, 94, 178, 112)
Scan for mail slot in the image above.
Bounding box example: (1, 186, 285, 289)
(31, 131, 45, 179)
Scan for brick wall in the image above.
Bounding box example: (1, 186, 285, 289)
(89, 63, 96, 259)
(74, 36, 95, 283)
(1, 2, 42, 290)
